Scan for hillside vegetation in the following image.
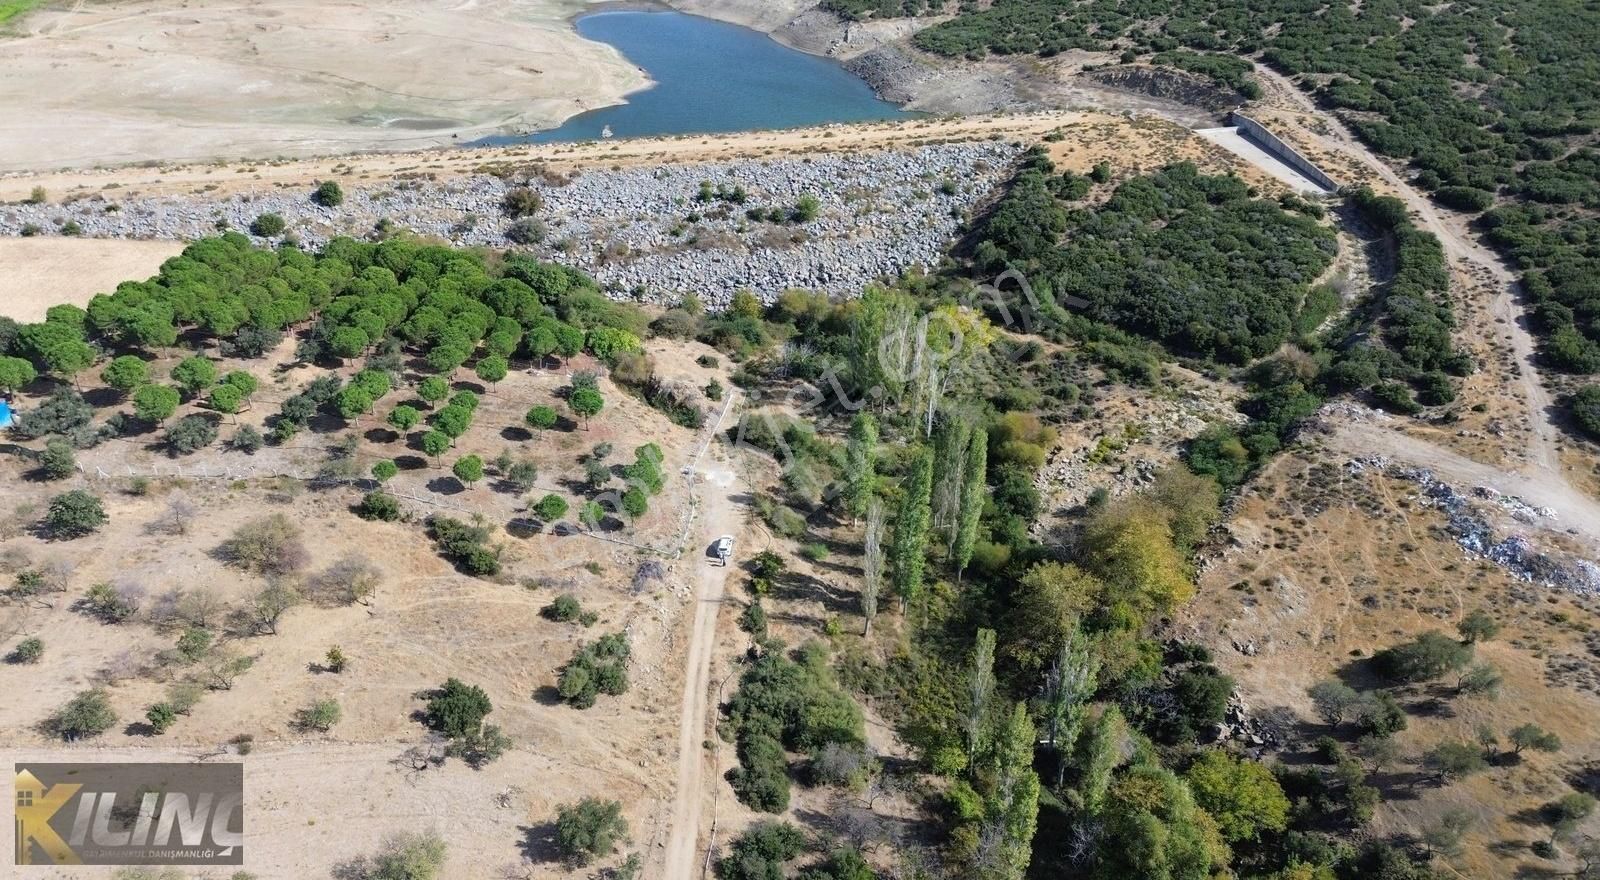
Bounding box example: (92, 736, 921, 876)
(855, 0, 1600, 376)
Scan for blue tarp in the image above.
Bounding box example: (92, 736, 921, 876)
(0, 401, 12, 428)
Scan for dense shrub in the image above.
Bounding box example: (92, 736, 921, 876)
(250, 213, 286, 236)
(721, 642, 864, 812)
(426, 515, 500, 576)
(1571, 386, 1600, 439)
(558, 633, 630, 708)
(977, 158, 1336, 363)
(425, 678, 492, 738)
(312, 181, 344, 207)
(45, 490, 107, 537)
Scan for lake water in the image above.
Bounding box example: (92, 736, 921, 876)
(476, 10, 912, 145)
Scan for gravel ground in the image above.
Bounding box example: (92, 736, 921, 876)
(0, 142, 1020, 308)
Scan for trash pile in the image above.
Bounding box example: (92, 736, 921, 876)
(1346, 456, 1600, 594)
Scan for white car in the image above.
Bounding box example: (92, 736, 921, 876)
(713, 535, 734, 565)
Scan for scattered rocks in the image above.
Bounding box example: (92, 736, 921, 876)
(0, 142, 1020, 308)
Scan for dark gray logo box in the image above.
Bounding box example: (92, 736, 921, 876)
(15, 763, 243, 866)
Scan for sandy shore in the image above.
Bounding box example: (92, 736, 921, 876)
(0, 0, 650, 173)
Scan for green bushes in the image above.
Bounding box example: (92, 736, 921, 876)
(249, 213, 286, 236)
(541, 593, 596, 626)
(312, 181, 344, 207)
(45, 688, 117, 740)
(977, 158, 1337, 363)
(900, 0, 1600, 374)
(356, 491, 401, 521)
(426, 515, 500, 576)
(558, 633, 630, 708)
(424, 677, 492, 738)
(554, 797, 628, 864)
(45, 490, 107, 537)
(714, 821, 806, 880)
(721, 642, 865, 813)
(1571, 386, 1600, 439)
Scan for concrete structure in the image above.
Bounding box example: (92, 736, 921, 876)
(1230, 111, 1338, 192)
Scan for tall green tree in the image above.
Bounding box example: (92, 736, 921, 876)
(986, 702, 1042, 880)
(570, 387, 604, 428)
(861, 501, 885, 636)
(966, 628, 997, 763)
(843, 412, 878, 521)
(890, 448, 934, 612)
(952, 428, 987, 579)
(1080, 706, 1127, 816)
(1039, 625, 1098, 789)
(931, 416, 972, 541)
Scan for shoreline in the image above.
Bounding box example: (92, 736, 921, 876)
(0, 0, 917, 176)
(0, 111, 1084, 201)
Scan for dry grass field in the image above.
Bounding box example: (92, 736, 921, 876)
(0, 238, 183, 322)
(0, 324, 742, 876)
(1180, 448, 1600, 877)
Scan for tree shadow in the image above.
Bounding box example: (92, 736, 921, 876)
(1404, 695, 1456, 719)
(1488, 839, 1530, 858)
(770, 569, 858, 615)
(395, 454, 428, 471)
(83, 387, 123, 409)
(501, 426, 533, 442)
(532, 686, 565, 707)
(426, 477, 466, 496)
(1370, 770, 1430, 800)
(506, 519, 545, 539)
(557, 476, 595, 496)
(516, 822, 564, 865)
(365, 428, 400, 445)
(1332, 656, 1388, 692)
(123, 721, 157, 737)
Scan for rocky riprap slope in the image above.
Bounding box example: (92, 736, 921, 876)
(0, 142, 1020, 307)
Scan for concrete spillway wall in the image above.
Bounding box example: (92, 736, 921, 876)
(1230, 111, 1338, 193)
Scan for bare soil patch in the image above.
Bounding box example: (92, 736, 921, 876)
(0, 237, 183, 322)
(0, 0, 646, 172)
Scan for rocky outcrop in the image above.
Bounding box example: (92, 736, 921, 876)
(1086, 65, 1243, 114)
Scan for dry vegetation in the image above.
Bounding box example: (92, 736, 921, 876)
(1180, 448, 1600, 877)
(0, 325, 739, 876)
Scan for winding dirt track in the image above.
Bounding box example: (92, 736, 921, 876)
(1252, 65, 1566, 477)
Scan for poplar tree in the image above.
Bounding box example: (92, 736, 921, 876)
(952, 429, 987, 580)
(1039, 625, 1098, 789)
(861, 501, 885, 636)
(986, 702, 1042, 880)
(890, 448, 933, 613)
(843, 412, 878, 521)
(1080, 706, 1127, 815)
(967, 628, 996, 763)
(931, 417, 971, 540)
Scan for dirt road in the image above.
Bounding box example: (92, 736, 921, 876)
(660, 455, 743, 880)
(1252, 65, 1564, 477)
(1320, 417, 1600, 553)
